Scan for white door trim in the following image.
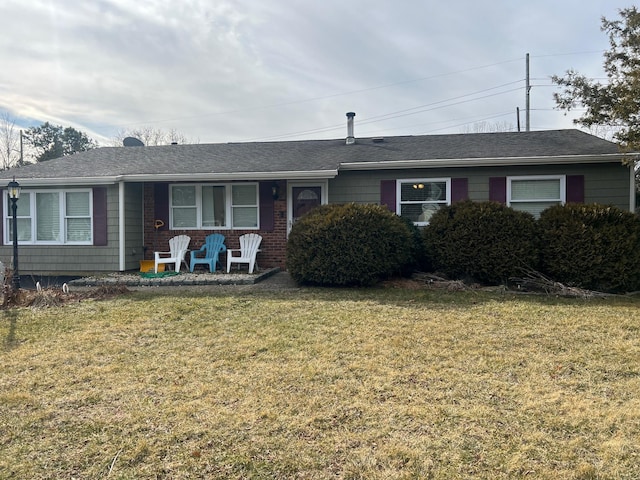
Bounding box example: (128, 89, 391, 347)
(287, 180, 328, 235)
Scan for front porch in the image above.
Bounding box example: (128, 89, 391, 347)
(68, 267, 283, 288)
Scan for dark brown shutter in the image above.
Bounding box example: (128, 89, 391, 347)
(93, 187, 108, 246)
(380, 180, 396, 212)
(489, 177, 507, 204)
(0, 190, 3, 244)
(154, 183, 169, 228)
(451, 178, 468, 203)
(566, 175, 585, 203)
(259, 181, 275, 232)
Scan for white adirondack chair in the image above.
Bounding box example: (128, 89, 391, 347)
(154, 235, 191, 273)
(226, 233, 262, 273)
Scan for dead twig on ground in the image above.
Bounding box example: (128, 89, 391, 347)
(510, 269, 615, 298)
(413, 272, 473, 291)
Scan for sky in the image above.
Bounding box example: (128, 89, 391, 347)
(0, 1, 632, 147)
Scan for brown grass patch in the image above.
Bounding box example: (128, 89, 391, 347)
(2, 284, 130, 309)
(1, 288, 639, 478)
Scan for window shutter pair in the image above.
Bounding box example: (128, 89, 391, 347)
(380, 178, 469, 212)
(488, 176, 584, 204)
(154, 182, 276, 232)
(0, 187, 109, 246)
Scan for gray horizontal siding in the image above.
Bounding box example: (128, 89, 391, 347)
(329, 163, 632, 211)
(0, 183, 144, 276)
(124, 183, 144, 271)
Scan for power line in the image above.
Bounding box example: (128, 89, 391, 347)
(103, 50, 603, 138)
(359, 111, 516, 137)
(245, 82, 524, 141)
(530, 49, 605, 58)
(420, 111, 517, 135)
(101, 58, 526, 131)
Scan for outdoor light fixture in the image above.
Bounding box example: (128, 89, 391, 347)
(271, 182, 280, 200)
(7, 177, 21, 289)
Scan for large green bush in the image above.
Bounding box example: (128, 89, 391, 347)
(398, 215, 429, 274)
(537, 203, 640, 292)
(422, 200, 538, 285)
(286, 203, 415, 286)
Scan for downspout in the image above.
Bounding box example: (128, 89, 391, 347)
(631, 161, 637, 213)
(119, 181, 126, 271)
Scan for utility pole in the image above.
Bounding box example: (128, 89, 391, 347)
(19, 130, 23, 165)
(525, 53, 531, 132)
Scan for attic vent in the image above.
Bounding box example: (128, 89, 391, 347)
(372, 137, 384, 143)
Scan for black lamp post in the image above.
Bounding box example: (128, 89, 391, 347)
(7, 177, 21, 290)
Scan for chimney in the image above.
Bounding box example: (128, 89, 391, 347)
(346, 112, 356, 145)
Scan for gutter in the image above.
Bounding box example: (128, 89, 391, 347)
(6, 170, 339, 187)
(339, 153, 627, 171)
(120, 170, 339, 182)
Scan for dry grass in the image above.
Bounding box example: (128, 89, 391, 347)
(1, 287, 639, 479)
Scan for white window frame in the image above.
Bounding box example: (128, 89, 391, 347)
(507, 175, 566, 217)
(169, 183, 260, 230)
(397, 178, 451, 225)
(3, 189, 93, 245)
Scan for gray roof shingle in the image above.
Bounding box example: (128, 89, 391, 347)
(0, 129, 623, 183)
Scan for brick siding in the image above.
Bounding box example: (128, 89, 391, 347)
(143, 183, 288, 270)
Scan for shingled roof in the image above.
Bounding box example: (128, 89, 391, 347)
(0, 129, 624, 185)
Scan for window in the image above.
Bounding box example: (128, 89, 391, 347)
(4, 190, 93, 245)
(170, 183, 259, 229)
(398, 178, 450, 225)
(171, 185, 197, 228)
(231, 184, 258, 228)
(65, 192, 92, 242)
(508, 176, 565, 217)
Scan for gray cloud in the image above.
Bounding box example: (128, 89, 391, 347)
(0, 0, 625, 145)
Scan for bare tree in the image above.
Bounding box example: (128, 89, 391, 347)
(0, 112, 23, 170)
(460, 121, 515, 134)
(112, 127, 194, 146)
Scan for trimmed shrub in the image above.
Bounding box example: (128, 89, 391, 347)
(398, 215, 429, 274)
(423, 200, 538, 285)
(537, 203, 640, 292)
(286, 203, 415, 286)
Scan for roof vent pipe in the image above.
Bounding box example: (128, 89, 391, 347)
(346, 112, 356, 145)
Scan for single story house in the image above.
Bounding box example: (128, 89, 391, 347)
(0, 116, 634, 276)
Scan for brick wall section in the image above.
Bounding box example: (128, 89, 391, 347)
(143, 183, 289, 270)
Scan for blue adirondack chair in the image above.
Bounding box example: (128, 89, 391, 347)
(189, 234, 226, 272)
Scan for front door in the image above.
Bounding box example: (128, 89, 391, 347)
(288, 183, 326, 234)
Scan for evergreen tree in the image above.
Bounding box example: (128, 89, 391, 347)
(553, 7, 640, 150)
(24, 122, 97, 162)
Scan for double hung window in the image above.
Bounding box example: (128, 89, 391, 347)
(170, 183, 259, 229)
(4, 190, 92, 245)
(398, 178, 450, 225)
(508, 176, 565, 217)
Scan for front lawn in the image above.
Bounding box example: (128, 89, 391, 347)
(1, 287, 639, 479)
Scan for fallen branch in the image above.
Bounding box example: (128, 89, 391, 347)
(510, 269, 614, 298)
(413, 272, 472, 291)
